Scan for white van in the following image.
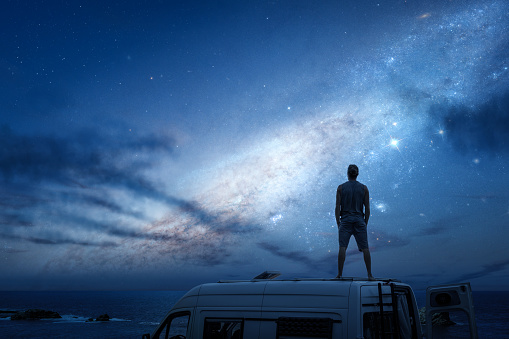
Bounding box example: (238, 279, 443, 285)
(143, 272, 478, 339)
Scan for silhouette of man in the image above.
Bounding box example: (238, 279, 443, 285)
(335, 164, 374, 280)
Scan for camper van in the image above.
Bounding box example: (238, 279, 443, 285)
(143, 272, 478, 339)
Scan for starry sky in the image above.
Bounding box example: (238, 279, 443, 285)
(1, 0, 508, 291)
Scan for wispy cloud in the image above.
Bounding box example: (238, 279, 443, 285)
(368, 229, 411, 250)
(257, 241, 324, 271)
(0, 232, 117, 247)
(0, 125, 175, 187)
(0, 213, 34, 227)
(0, 126, 180, 234)
(414, 215, 463, 236)
(428, 90, 509, 154)
(448, 259, 509, 283)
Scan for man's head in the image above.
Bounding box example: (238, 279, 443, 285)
(347, 164, 359, 180)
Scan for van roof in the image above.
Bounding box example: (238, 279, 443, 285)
(172, 277, 410, 311)
(179, 277, 405, 299)
(217, 277, 401, 283)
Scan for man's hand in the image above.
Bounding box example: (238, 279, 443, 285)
(335, 185, 342, 228)
(363, 185, 370, 226)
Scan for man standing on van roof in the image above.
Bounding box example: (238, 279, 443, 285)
(335, 164, 374, 280)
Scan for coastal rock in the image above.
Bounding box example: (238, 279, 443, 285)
(96, 314, 110, 321)
(0, 310, 17, 319)
(418, 307, 456, 326)
(11, 309, 61, 320)
(86, 314, 110, 322)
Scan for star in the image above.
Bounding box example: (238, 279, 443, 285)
(386, 137, 404, 151)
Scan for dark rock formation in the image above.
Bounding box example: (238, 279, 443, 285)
(0, 310, 17, 319)
(96, 314, 110, 321)
(11, 309, 61, 320)
(86, 313, 110, 322)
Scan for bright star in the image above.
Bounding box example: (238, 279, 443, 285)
(386, 137, 403, 151)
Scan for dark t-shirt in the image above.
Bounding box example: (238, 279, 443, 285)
(338, 180, 366, 218)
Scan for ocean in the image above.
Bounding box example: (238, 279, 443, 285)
(1, 290, 508, 338)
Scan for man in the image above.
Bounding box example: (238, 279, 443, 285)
(335, 164, 374, 280)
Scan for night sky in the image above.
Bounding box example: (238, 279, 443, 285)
(1, 0, 508, 291)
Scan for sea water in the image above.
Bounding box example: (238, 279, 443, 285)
(0, 290, 186, 338)
(1, 290, 508, 338)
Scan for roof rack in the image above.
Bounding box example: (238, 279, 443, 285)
(217, 272, 401, 284)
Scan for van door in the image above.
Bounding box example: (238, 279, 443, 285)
(425, 282, 478, 339)
(360, 283, 420, 339)
(151, 308, 193, 339)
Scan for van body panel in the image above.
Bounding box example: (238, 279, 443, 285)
(262, 280, 351, 296)
(262, 295, 349, 310)
(199, 282, 267, 295)
(149, 279, 475, 339)
(197, 294, 264, 308)
(262, 280, 350, 310)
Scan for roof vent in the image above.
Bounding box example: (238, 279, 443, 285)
(253, 271, 281, 280)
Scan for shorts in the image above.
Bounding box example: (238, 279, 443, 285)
(338, 215, 369, 251)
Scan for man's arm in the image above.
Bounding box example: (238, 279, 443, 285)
(335, 185, 341, 226)
(364, 185, 370, 226)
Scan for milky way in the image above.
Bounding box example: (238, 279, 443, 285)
(1, 0, 508, 290)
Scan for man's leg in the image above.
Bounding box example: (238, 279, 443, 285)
(361, 248, 375, 280)
(336, 247, 347, 278)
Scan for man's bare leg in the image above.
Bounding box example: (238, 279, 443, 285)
(362, 248, 375, 280)
(336, 247, 347, 278)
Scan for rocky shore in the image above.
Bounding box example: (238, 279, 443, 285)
(9, 309, 62, 320)
(1, 309, 111, 322)
(86, 313, 111, 322)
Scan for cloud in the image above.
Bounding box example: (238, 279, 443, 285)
(0, 247, 28, 254)
(0, 125, 175, 185)
(257, 241, 338, 275)
(80, 194, 146, 220)
(448, 259, 509, 283)
(0, 126, 223, 253)
(417, 223, 447, 237)
(258, 242, 321, 269)
(0, 232, 117, 247)
(0, 125, 178, 211)
(368, 229, 411, 250)
(415, 216, 461, 236)
(428, 90, 509, 154)
(0, 213, 33, 227)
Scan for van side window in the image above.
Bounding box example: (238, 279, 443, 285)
(153, 312, 190, 339)
(276, 317, 333, 339)
(203, 318, 243, 339)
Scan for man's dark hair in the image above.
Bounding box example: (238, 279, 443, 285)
(347, 164, 359, 179)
